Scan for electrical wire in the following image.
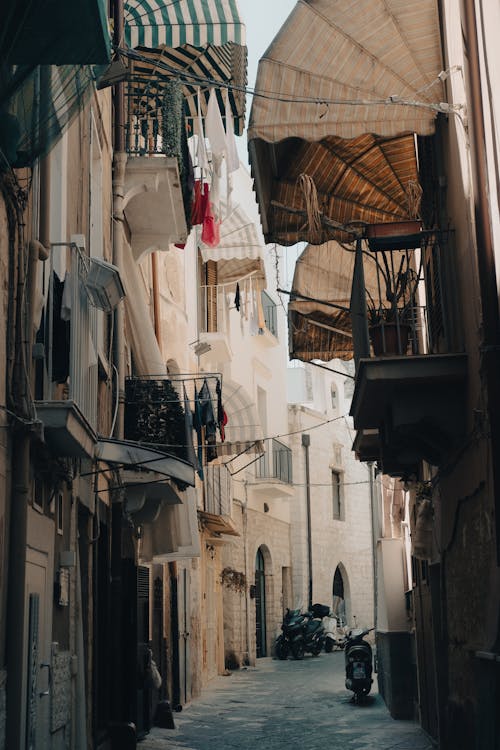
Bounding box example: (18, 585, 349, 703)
(117, 47, 465, 116)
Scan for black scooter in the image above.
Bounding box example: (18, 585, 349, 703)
(275, 608, 306, 660)
(344, 627, 374, 700)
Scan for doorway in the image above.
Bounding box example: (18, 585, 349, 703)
(25, 547, 52, 750)
(332, 565, 347, 626)
(255, 548, 267, 657)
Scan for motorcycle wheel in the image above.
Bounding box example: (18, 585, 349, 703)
(275, 639, 289, 660)
(324, 639, 334, 653)
(311, 642, 322, 656)
(291, 640, 305, 660)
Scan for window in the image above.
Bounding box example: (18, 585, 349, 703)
(56, 493, 64, 535)
(332, 470, 343, 520)
(261, 290, 278, 337)
(331, 384, 337, 411)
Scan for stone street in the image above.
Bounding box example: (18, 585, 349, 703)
(139, 651, 435, 750)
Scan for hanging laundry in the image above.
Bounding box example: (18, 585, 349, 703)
(194, 87, 210, 173)
(199, 379, 218, 461)
(249, 277, 259, 336)
(224, 88, 239, 174)
(184, 384, 200, 472)
(216, 379, 228, 442)
(201, 192, 220, 248)
(205, 88, 227, 163)
(257, 283, 266, 334)
(191, 180, 209, 226)
(51, 272, 70, 383)
(234, 282, 241, 312)
(192, 385, 204, 480)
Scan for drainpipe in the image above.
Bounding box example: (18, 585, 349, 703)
(151, 252, 161, 345)
(6, 157, 50, 748)
(302, 434, 313, 611)
(109, 0, 127, 728)
(462, 0, 500, 566)
(368, 463, 378, 632)
(112, 0, 126, 440)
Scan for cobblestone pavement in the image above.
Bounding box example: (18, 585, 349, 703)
(139, 651, 435, 750)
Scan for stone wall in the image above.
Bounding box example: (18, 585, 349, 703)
(221, 503, 291, 667)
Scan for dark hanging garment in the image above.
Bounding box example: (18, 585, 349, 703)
(193, 385, 204, 480)
(216, 379, 228, 442)
(51, 272, 70, 383)
(234, 282, 240, 311)
(183, 385, 199, 471)
(199, 379, 217, 461)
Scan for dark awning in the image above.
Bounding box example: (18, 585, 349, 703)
(96, 438, 195, 487)
(124, 0, 247, 134)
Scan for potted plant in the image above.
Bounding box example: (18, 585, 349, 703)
(365, 249, 420, 356)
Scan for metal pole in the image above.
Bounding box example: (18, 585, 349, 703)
(302, 434, 313, 611)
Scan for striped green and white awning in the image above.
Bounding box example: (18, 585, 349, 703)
(124, 0, 247, 134)
(125, 0, 246, 49)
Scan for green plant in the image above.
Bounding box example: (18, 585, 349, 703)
(220, 567, 247, 594)
(365, 249, 420, 328)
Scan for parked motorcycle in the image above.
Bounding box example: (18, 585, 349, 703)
(291, 604, 327, 659)
(344, 627, 374, 700)
(323, 611, 348, 653)
(275, 608, 307, 660)
(275, 604, 328, 660)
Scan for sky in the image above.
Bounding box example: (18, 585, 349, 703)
(235, 0, 296, 166)
(234, 0, 303, 285)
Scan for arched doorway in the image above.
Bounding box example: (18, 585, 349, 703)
(332, 565, 347, 626)
(255, 548, 267, 657)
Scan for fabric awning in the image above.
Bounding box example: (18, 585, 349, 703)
(200, 205, 266, 284)
(96, 438, 196, 486)
(289, 240, 383, 362)
(198, 511, 240, 536)
(248, 0, 443, 143)
(248, 0, 444, 245)
(124, 0, 247, 135)
(218, 378, 264, 456)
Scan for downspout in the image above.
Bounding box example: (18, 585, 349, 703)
(302, 434, 313, 611)
(462, 0, 500, 565)
(5, 157, 49, 748)
(368, 463, 378, 633)
(151, 252, 161, 344)
(110, 0, 127, 727)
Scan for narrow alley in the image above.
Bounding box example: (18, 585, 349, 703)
(140, 652, 433, 750)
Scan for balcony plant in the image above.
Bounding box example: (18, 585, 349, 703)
(365, 249, 420, 356)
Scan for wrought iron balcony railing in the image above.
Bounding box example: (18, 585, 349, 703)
(255, 438, 293, 484)
(351, 229, 452, 361)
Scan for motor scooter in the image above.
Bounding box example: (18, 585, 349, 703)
(344, 627, 374, 700)
(274, 608, 307, 660)
(292, 605, 326, 659)
(323, 612, 348, 652)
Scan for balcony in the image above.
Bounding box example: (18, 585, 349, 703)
(257, 290, 279, 347)
(198, 464, 239, 538)
(250, 438, 294, 497)
(35, 241, 99, 458)
(349, 229, 468, 477)
(123, 88, 188, 260)
(197, 284, 232, 364)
